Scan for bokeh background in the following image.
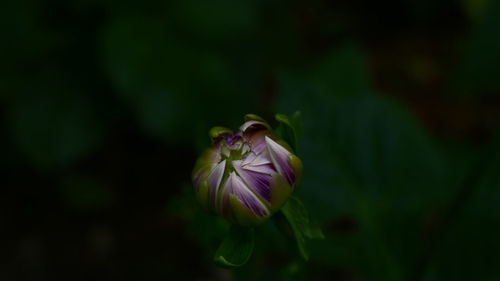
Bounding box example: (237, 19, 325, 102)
(2, 0, 500, 280)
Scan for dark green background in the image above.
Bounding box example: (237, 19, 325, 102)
(1, 0, 499, 280)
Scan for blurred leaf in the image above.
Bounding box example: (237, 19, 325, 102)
(166, 184, 229, 253)
(101, 15, 198, 141)
(280, 196, 324, 261)
(276, 45, 449, 280)
(60, 175, 113, 212)
(452, 0, 500, 95)
(170, 0, 257, 43)
(422, 134, 500, 281)
(461, 0, 489, 20)
(101, 14, 257, 143)
(214, 225, 255, 268)
(275, 111, 303, 152)
(6, 74, 105, 169)
(304, 45, 372, 97)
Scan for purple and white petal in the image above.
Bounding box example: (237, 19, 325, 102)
(243, 163, 276, 175)
(243, 130, 268, 154)
(223, 172, 269, 217)
(242, 151, 258, 165)
(233, 161, 273, 203)
(223, 132, 241, 146)
(248, 151, 272, 166)
(241, 143, 250, 154)
(251, 138, 267, 154)
(265, 136, 295, 185)
(207, 160, 226, 202)
(242, 149, 271, 166)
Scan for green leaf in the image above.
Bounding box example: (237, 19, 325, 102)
(214, 225, 255, 268)
(275, 111, 303, 153)
(280, 196, 324, 260)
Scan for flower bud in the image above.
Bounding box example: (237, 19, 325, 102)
(192, 115, 303, 226)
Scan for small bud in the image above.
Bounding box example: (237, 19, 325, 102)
(192, 115, 303, 226)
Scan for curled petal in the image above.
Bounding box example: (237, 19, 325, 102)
(207, 160, 226, 205)
(245, 130, 269, 154)
(222, 172, 269, 217)
(265, 136, 295, 185)
(192, 147, 220, 190)
(241, 150, 258, 165)
(243, 150, 271, 166)
(239, 120, 270, 133)
(233, 161, 273, 203)
(243, 163, 275, 175)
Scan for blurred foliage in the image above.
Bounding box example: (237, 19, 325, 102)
(453, 0, 500, 96)
(0, 0, 499, 281)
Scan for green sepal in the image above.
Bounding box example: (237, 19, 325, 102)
(209, 126, 233, 141)
(242, 114, 272, 131)
(269, 173, 293, 213)
(214, 224, 255, 268)
(191, 148, 216, 179)
(275, 111, 303, 153)
(279, 196, 324, 261)
(244, 113, 268, 123)
(288, 154, 303, 186)
(195, 180, 211, 212)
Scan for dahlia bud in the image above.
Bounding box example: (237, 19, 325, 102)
(192, 115, 303, 226)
